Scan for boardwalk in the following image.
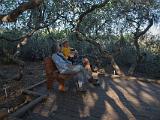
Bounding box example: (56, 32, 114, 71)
(23, 75, 160, 120)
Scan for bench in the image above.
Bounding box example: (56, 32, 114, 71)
(44, 57, 73, 92)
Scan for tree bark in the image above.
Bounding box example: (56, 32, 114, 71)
(0, 0, 43, 22)
(74, 0, 124, 75)
(128, 18, 153, 75)
(76, 32, 125, 76)
(76, 0, 110, 31)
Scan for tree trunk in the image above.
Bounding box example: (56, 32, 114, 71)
(74, 0, 123, 76)
(128, 18, 153, 75)
(110, 55, 124, 76)
(128, 37, 140, 75)
(76, 32, 125, 76)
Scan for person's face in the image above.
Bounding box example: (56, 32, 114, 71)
(83, 58, 89, 64)
(64, 42, 69, 47)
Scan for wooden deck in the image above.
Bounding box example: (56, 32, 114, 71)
(21, 75, 160, 120)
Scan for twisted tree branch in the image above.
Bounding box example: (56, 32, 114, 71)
(0, 0, 43, 22)
(76, 0, 110, 31)
(76, 31, 125, 76)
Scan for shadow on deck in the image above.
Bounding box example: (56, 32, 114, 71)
(20, 76, 160, 120)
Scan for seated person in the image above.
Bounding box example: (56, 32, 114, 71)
(82, 57, 92, 73)
(62, 40, 71, 59)
(52, 44, 90, 92)
(62, 40, 77, 64)
(82, 57, 100, 86)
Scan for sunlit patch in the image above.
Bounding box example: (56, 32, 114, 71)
(100, 101, 118, 120)
(111, 75, 121, 82)
(79, 106, 90, 118)
(114, 82, 141, 106)
(21, 38, 28, 45)
(17, 44, 20, 48)
(79, 92, 98, 118)
(140, 91, 159, 104)
(137, 81, 148, 87)
(127, 76, 137, 80)
(117, 85, 141, 107)
(126, 87, 136, 96)
(108, 85, 137, 120)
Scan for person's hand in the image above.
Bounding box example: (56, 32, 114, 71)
(69, 51, 75, 57)
(69, 53, 74, 57)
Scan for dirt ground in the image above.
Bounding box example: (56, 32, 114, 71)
(0, 62, 160, 120)
(0, 62, 44, 88)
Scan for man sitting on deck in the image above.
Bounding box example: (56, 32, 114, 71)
(52, 43, 90, 92)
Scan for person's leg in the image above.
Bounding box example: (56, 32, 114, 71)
(73, 72, 87, 92)
(60, 65, 83, 74)
(62, 65, 89, 90)
(71, 65, 89, 83)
